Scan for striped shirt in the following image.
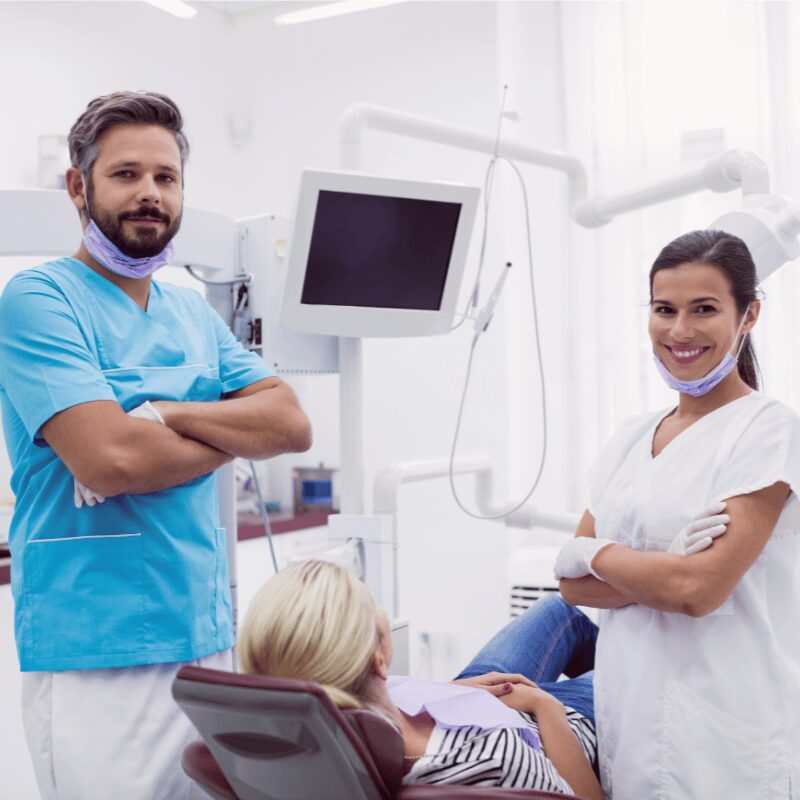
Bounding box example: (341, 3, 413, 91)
(404, 706, 596, 793)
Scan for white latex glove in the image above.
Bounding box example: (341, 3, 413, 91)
(127, 400, 166, 425)
(554, 537, 617, 580)
(73, 402, 165, 508)
(667, 502, 729, 555)
(74, 479, 106, 509)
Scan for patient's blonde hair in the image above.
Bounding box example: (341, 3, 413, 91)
(238, 560, 379, 709)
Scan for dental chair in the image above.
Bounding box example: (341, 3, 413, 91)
(172, 666, 590, 800)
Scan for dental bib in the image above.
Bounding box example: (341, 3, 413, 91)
(387, 675, 542, 751)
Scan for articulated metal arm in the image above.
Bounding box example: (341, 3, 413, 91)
(373, 455, 579, 532)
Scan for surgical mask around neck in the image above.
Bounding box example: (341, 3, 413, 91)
(653, 304, 751, 398)
(82, 192, 173, 279)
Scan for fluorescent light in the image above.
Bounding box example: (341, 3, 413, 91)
(143, 0, 197, 19)
(275, 0, 408, 26)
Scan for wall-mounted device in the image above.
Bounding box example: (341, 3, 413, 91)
(280, 169, 480, 338)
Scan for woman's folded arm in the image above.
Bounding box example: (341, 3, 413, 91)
(590, 481, 790, 616)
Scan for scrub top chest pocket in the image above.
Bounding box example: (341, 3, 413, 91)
(102, 363, 223, 409)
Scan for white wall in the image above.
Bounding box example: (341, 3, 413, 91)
(0, 3, 234, 206)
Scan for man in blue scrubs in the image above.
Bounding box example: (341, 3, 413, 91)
(0, 91, 312, 799)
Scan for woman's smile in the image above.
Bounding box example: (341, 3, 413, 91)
(664, 344, 711, 366)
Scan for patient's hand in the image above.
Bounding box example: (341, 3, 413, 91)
(451, 671, 537, 698)
(498, 683, 565, 716)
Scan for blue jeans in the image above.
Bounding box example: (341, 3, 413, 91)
(454, 595, 598, 722)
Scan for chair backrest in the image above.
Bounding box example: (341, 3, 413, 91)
(172, 666, 398, 800)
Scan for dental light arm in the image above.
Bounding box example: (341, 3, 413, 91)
(575, 149, 771, 227)
(341, 104, 800, 280)
(340, 105, 800, 248)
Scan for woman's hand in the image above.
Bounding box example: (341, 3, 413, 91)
(451, 671, 537, 698)
(498, 684, 565, 716)
(555, 536, 617, 580)
(667, 502, 729, 555)
(452, 672, 564, 715)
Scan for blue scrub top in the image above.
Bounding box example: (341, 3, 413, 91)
(0, 257, 274, 671)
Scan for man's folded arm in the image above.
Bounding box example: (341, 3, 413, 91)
(41, 400, 233, 496)
(153, 377, 312, 460)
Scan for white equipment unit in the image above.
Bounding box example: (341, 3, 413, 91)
(280, 169, 480, 338)
(329, 513, 396, 616)
(203, 213, 340, 375)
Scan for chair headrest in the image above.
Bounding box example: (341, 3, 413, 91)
(177, 665, 327, 700)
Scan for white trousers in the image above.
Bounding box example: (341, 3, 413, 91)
(21, 648, 234, 800)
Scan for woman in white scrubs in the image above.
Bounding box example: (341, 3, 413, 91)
(555, 229, 800, 800)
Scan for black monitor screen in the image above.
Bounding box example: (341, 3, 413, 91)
(300, 190, 462, 310)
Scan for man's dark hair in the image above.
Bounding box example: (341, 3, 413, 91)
(68, 91, 189, 177)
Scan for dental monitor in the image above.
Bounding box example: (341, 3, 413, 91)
(280, 170, 480, 337)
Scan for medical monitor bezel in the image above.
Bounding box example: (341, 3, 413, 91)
(280, 169, 480, 338)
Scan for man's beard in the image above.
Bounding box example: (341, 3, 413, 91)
(85, 178, 182, 258)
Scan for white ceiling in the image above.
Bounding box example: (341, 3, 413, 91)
(197, 1, 318, 20)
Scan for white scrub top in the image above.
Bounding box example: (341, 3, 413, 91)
(590, 391, 800, 800)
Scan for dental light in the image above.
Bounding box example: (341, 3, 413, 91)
(711, 195, 800, 284)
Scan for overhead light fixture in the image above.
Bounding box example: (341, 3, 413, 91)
(143, 0, 197, 19)
(274, 0, 408, 26)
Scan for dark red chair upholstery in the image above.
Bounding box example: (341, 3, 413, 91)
(173, 666, 589, 800)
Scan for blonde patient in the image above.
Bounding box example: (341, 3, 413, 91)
(239, 560, 602, 797)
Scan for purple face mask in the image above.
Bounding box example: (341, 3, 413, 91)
(83, 219, 174, 279)
(653, 304, 751, 397)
